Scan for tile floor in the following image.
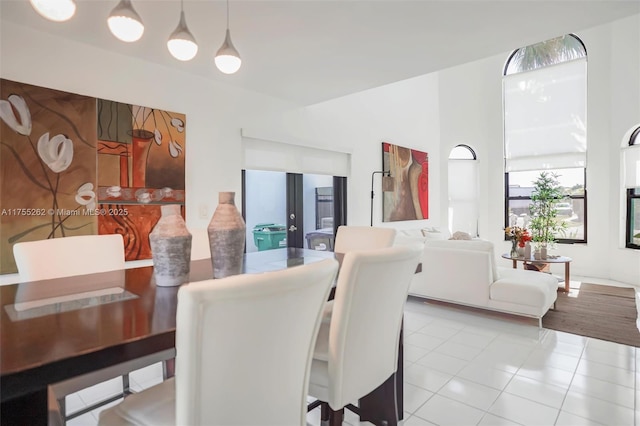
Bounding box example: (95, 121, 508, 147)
(65, 278, 638, 426)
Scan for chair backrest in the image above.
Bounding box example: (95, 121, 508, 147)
(175, 258, 338, 426)
(327, 244, 422, 409)
(333, 226, 397, 253)
(13, 234, 125, 281)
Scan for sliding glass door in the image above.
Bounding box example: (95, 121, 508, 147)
(243, 170, 346, 253)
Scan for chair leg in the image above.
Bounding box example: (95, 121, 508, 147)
(326, 407, 344, 426)
(122, 374, 132, 395)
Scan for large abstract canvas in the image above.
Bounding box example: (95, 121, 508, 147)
(382, 142, 429, 222)
(0, 79, 186, 273)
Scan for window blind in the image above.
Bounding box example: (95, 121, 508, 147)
(504, 58, 587, 172)
(242, 137, 349, 177)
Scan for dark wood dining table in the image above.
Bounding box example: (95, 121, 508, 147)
(0, 247, 403, 425)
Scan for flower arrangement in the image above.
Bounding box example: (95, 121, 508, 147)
(505, 226, 532, 247)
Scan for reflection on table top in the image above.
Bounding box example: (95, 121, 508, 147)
(0, 248, 335, 402)
(500, 253, 572, 263)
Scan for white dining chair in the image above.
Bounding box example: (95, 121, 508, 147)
(333, 225, 397, 254)
(307, 244, 422, 425)
(13, 234, 126, 281)
(98, 258, 338, 426)
(12, 234, 174, 423)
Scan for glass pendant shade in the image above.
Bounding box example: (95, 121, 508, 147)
(167, 11, 198, 61)
(29, 0, 76, 22)
(214, 29, 242, 74)
(107, 0, 144, 43)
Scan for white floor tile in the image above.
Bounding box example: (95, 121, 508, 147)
(488, 392, 559, 426)
(401, 414, 438, 425)
(582, 345, 636, 371)
(545, 330, 588, 348)
(569, 373, 635, 409)
(129, 362, 164, 385)
(76, 377, 123, 407)
(64, 392, 86, 417)
(522, 349, 580, 373)
(404, 363, 454, 393)
(434, 341, 484, 361)
(457, 362, 515, 391)
(438, 377, 501, 411)
(403, 382, 434, 413)
(515, 364, 575, 390)
(575, 358, 635, 388)
(405, 333, 447, 351)
(66, 411, 97, 426)
(415, 351, 469, 375)
(555, 410, 606, 426)
(415, 323, 462, 340)
(477, 413, 523, 426)
(586, 338, 636, 356)
(404, 344, 432, 363)
(413, 394, 485, 425)
(562, 390, 635, 425)
(503, 375, 567, 409)
(449, 330, 495, 349)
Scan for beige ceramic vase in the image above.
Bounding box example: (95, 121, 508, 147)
(207, 192, 246, 278)
(149, 205, 192, 287)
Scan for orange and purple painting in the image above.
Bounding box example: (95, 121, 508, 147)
(97, 100, 185, 261)
(382, 142, 428, 222)
(0, 79, 186, 273)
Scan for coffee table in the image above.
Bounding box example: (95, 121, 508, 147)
(501, 253, 573, 292)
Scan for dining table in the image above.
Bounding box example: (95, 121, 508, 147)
(0, 247, 404, 425)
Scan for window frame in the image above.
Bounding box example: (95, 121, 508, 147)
(504, 170, 587, 244)
(503, 34, 587, 245)
(625, 126, 640, 250)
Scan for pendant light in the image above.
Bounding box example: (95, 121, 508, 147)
(167, 0, 198, 61)
(214, 0, 241, 74)
(29, 0, 76, 22)
(107, 0, 144, 43)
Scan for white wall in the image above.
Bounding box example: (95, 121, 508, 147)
(258, 73, 442, 230)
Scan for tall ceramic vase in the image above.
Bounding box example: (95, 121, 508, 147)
(208, 192, 246, 278)
(149, 205, 192, 287)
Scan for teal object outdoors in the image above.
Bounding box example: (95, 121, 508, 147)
(252, 223, 287, 251)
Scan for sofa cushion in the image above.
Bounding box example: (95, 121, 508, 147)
(491, 268, 558, 307)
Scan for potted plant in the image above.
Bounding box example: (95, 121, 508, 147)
(528, 171, 568, 259)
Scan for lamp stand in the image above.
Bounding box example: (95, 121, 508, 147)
(370, 170, 390, 226)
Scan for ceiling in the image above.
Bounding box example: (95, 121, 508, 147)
(2, 0, 639, 105)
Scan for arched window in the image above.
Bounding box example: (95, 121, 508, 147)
(448, 144, 478, 236)
(503, 34, 587, 244)
(623, 124, 640, 249)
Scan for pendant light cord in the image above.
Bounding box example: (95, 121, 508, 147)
(226, 0, 230, 29)
(180, 0, 184, 12)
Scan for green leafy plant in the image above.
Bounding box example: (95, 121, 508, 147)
(528, 171, 568, 246)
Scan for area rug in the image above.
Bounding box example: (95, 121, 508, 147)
(542, 283, 640, 347)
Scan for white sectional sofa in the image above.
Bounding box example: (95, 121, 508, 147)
(395, 233, 558, 326)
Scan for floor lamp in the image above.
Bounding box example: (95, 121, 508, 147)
(370, 170, 394, 226)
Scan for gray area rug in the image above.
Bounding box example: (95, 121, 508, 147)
(543, 283, 640, 347)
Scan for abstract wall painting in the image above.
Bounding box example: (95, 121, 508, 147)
(97, 100, 185, 260)
(0, 79, 186, 273)
(0, 80, 97, 273)
(382, 142, 429, 222)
